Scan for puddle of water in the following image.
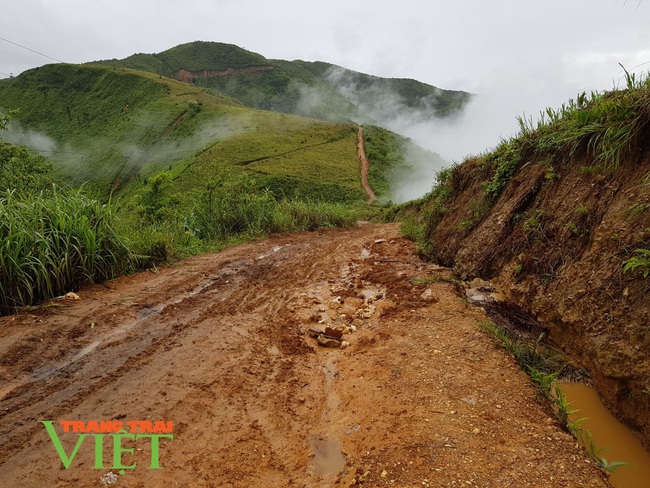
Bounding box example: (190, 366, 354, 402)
(560, 382, 650, 488)
(138, 306, 162, 318)
(465, 288, 505, 304)
(309, 437, 346, 476)
(30, 340, 102, 382)
(360, 287, 382, 300)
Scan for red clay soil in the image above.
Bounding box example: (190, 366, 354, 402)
(421, 153, 650, 448)
(357, 127, 377, 203)
(174, 66, 274, 84)
(0, 224, 609, 487)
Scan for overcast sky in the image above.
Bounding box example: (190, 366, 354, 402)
(1, 0, 648, 161)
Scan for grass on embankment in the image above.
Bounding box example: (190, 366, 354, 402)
(400, 70, 650, 268)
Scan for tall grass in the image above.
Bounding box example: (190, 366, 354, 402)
(484, 70, 650, 198)
(186, 187, 355, 241)
(0, 187, 132, 315)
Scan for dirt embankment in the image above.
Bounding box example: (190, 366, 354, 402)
(174, 66, 273, 83)
(421, 154, 650, 447)
(357, 127, 377, 203)
(0, 224, 607, 487)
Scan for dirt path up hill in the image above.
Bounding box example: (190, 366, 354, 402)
(357, 127, 377, 203)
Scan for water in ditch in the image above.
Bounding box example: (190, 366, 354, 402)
(559, 382, 650, 488)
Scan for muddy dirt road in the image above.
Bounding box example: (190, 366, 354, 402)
(0, 224, 609, 487)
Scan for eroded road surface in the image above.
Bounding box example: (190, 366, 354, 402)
(0, 224, 609, 487)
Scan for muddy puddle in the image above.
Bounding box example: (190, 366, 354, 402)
(307, 356, 347, 480)
(308, 437, 346, 476)
(465, 282, 650, 487)
(560, 382, 650, 488)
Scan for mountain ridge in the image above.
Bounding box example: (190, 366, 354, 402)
(90, 41, 471, 122)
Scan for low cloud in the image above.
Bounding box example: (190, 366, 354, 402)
(2, 110, 250, 184)
(3, 122, 58, 154)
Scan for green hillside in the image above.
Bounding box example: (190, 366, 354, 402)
(92, 41, 471, 121)
(0, 64, 366, 201)
(0, 60, 436, 312)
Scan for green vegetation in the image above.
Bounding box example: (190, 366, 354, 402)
(0, 61, 416, 314)
(183, 177, 355, 241)
(0, 64, 386, 202)
(0, 187, 132, 315)
(1, 111, 53, 192)
(399, 217, 428, 249)
(91, 41, 471, 122)
(623, 248, 650, 278)
(478, 69, 650, 199)
(363, 126, 408, 196)
(477, 321, 563, 381)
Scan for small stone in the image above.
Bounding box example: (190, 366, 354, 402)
(308, 325, 326, 337)
(340, 341, 350, 349)
(420, 288, 435, 300)
(350, 325, 357, 333)
(317, 335, 341, 348)
(324, 326, 344, 338)
(65, 292, 80, 300)
(381, 470, 388, 478)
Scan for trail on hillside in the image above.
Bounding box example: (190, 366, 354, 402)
(357, 127, 377, 202)
(0, 224, 608, 487)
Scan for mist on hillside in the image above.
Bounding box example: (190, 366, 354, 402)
(309, 64, 604, 203)
(389, 142, 447, 204)
(3, 123, 58, 155)
(305, 67, 458, 202)
(2, 111, 250, 183)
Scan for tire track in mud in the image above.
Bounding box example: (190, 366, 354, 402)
(0, 224, 609, 488)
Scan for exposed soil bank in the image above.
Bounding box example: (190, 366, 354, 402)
(174, 66, 274, 83)
(0, 224, 608, 487)
(418, 153, 650, 448)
